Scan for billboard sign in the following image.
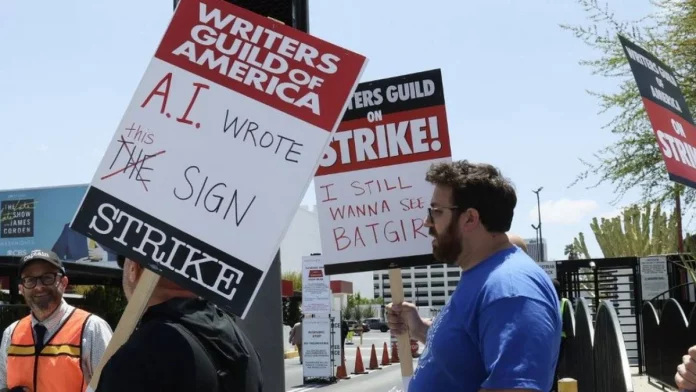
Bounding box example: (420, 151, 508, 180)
(0, 185, 118, 267)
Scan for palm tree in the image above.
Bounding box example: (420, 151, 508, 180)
(564, 244, 579, 260)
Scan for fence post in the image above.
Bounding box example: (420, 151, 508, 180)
(558, 378, 578, 392)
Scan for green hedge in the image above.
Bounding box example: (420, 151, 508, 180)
(77, 285, 127, 330)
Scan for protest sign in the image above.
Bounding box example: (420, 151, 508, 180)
(619, 35, 696, 188)
(302, 317, 333, 378)
(69, 0, 367, 319)
(314, 69, 451, 275)
(302, 255, 331, 314)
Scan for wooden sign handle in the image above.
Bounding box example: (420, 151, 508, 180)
(88, 269, 161, 389)
(388, 269, 414, 377)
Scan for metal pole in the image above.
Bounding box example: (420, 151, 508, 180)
(533, 187, 544, 261)
(381, 273, 386, 320)
(536, 225, 540, 261)
(237, 252, 285, 392)
(676, 187, 684, 253)
(674, 186, 688, 301)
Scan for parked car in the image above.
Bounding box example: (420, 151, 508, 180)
(365, 317, 389, 332)
(346, 320, 358, 331)
(346, 320, 370, 334)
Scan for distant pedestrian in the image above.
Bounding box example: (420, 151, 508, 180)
(289, 318, 303, 364)
(340, 320, 349, 360)
(507, 233, 528, 253)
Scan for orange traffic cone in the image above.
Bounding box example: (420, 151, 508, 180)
(369, 344, 381, 370)
(352, 346, 368, 374)
(391, 342, 400, 363)
(381, 342, 391, 366)
(336, 354, 350, 379)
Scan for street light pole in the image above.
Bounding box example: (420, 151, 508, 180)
(381, 273, 386, 320)
(532, 187, 544, 262)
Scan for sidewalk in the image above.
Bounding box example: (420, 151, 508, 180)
(632, 367, 674, 392)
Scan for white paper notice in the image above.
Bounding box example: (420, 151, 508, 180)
(302, 256, 332, 314)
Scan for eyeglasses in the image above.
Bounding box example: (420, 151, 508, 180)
(427, 206, 460, 222)
(20, 273, 62, 289)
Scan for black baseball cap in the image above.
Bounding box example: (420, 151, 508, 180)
(19, 250, 65, 276)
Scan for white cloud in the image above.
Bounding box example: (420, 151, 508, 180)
(37, 144, 49, 152)
(528, 198, 599, 225)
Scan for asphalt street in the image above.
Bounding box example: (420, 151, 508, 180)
(285, 331, 422, 392)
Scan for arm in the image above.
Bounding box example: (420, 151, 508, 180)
(82, 316, 114, 384)
(413, 318, 432, 344)
(478, 296, 560, 392)
(386, 302, 431, 344)
(0, 323, 16, 389)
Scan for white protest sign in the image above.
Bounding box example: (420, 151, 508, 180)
(302, 255, 332, 314)
(539, 261, 557, 279)
(640, 256, 670, 300)
(69, 0, 367, 318)
(302, 317, 333, 378)
(315, 69, 452, 274)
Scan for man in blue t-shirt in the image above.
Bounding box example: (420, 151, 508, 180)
(387, 160, 562, 392)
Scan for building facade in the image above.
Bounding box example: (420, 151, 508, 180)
(373, 264, 463, 317)
(525, 237, 548, 262)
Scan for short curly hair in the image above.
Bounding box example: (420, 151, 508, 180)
(425, 160, 517, 233)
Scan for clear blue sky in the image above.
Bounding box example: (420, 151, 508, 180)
(0, 0, 660, 260)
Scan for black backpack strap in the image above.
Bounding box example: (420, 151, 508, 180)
(165, 322, 229, 391)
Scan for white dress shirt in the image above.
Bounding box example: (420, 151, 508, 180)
(0, 299, 113, 389)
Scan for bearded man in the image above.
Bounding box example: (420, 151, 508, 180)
(0, 250, 113, 392)
(387, 161, 561, 392)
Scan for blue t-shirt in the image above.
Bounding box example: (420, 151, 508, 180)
(409, 246, 562, 392)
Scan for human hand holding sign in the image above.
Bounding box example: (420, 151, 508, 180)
(676, 346, 696, 391)
(386, 301, 430, 344)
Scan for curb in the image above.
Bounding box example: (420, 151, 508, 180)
(284, 350, 299, 359)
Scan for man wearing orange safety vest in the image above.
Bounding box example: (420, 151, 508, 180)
(0, 250, 113, 392)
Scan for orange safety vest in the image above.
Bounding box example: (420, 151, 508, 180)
(7, 308, 91, 392)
